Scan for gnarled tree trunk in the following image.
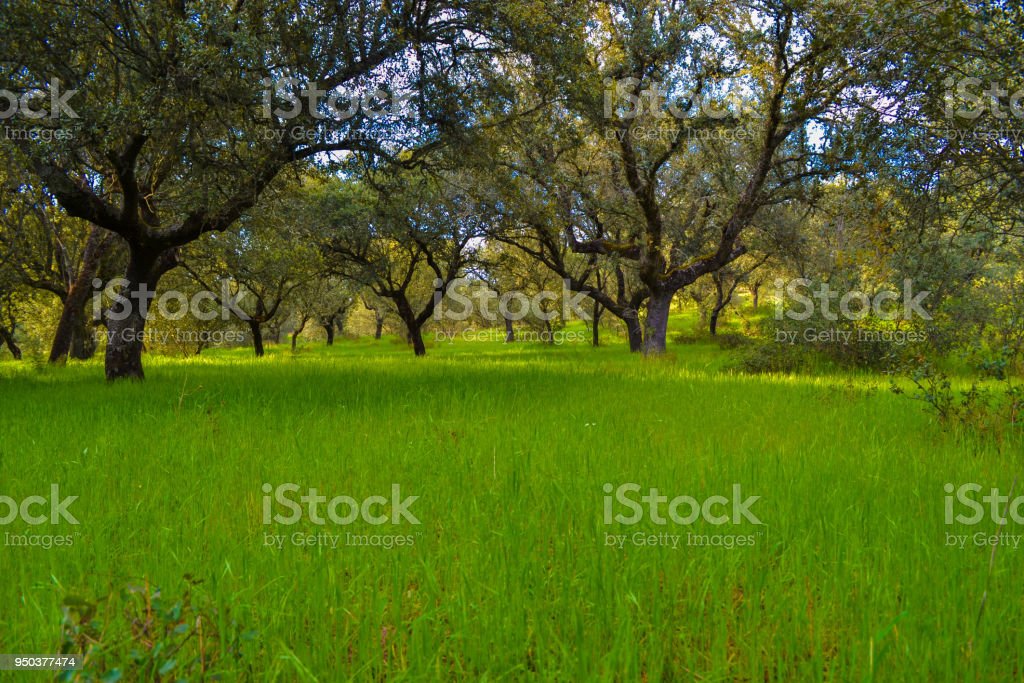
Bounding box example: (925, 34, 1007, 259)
(642, 290, 673, 355)
(49, 227, 111, 363)
(104, 248, 176, 381)
(394, 296, 425, 356)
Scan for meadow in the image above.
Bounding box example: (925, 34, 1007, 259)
(0, 325, 1021, 681)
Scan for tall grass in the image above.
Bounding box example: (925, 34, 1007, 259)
(0, 337, 1020, 680)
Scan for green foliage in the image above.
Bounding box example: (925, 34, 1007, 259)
(734, 339, 811, 375)
(892, 350, 1023, 447)
(59, 578, 259, 682)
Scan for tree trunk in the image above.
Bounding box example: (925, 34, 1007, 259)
(104, 250, 160, 381)
(394, 298, 425, 356)
(0, 327, 21, 360)
(399, 312, 425, 355)
(374, 314, 384, 340)
(710, 285, 726, 336)
(409, 324, 425, 356)
(69, 317, 97, 360)
(591, 303, 602, 347)
(49, 299, 78, 363)
(624, 311, 643, 353)
(291, 317, 308, 351)
(249, 320, 265, 357)
(49, 227, 108, 363)
(642, 291, 673, 355)
(750, 283, 760, 309)
(504, 316, 514, 343)
(323, 322, 335, 346)
(104, 298, 148, 378)
(709, 308, 721, 336)
(51, 303, 97, 362)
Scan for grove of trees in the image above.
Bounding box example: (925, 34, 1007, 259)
(1, 0, 1022, 379)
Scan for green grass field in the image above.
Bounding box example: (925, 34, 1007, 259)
(0, 328, 1022, 681)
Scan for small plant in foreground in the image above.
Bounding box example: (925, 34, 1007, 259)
(891, 348, 1023, 445)
(58, 576, 259, 682)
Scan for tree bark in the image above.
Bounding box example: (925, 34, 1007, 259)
(291, 316, 308, 351)
(104, 249, 166, 381)
(0, 327, 21, 360)
(504, 316, 514, 343)
(409, 325, 425, 355)
(709, 308, 721, 336)
(104, 296, 148, 379)
(248, 320, 265, 357)
(323, 321, 335, 346)
(624, 310, 643, 353)
(591, 302, 602, 347)
(69, 317, 97, 360)
(48, 297, 79, 363)
(642, 291, 673, 355)
(710, 280, 726, 336)
(394, 297, 425, 356)
(49, 227, 109, 364)
(374, 314, 384, 340)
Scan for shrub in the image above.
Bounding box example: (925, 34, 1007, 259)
(58, 577, 259, 682)
(715, 333, 749, 350)
(890, 350, 1023, 446)
(734, 342, 809, 375)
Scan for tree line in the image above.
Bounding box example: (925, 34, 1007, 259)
(0, 0, 1021, 378)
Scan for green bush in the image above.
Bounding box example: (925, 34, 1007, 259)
(58, 578, 259, 682)
(734, 341, 809, 375)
